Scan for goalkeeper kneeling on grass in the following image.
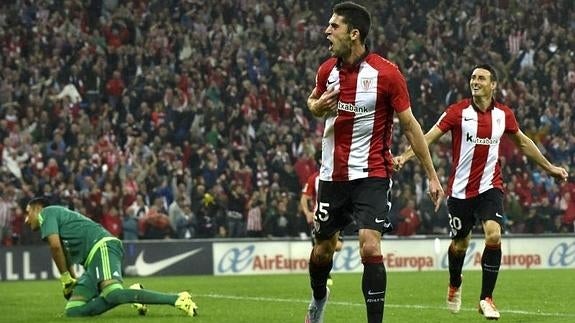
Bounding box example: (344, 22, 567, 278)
(24, 197, 198, 317)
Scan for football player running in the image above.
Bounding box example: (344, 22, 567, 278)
(394, 64, 568, 320)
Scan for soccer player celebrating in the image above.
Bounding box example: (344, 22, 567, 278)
(304, 2, 444, 323)
(24, 197, 198, 317)
(394, 64, 568, 320)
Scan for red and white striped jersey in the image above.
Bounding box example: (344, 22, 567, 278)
(436, 98, 519, 199)
(314, 53, 410, 181)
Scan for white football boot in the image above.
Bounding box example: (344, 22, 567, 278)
(479, 297, 501, 320)
(304, 287, 330, 323)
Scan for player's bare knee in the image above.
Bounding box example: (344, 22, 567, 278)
(319, 237, 337, 251)
(484, 231, 501, 245)
(360, 242, 381, 258)
(311, 245, 334, 264)
(312, 251, 333, 264)
(334, 241, 343, 252)
(483, 222, 502, 244)
(451, 239, 469, 254)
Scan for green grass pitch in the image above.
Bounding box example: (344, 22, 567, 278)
(1, 270, 573, 322)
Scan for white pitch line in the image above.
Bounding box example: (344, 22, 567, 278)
(197, 293, 575, 318)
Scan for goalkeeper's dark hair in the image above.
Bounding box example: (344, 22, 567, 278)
(27, 196, 50, 208)
(333, 1, 371, 44)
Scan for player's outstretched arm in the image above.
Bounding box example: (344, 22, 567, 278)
(397, 108, 445, 210)
(508, 130, 569, 182)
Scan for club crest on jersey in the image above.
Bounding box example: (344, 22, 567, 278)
(361, 77, 375, 91)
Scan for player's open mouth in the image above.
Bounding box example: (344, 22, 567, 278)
(328, 39, 333, 50)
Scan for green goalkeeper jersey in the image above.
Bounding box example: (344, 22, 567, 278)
(39, 205, 113, 266)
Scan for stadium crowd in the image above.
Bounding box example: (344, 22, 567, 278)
(0, 0, 574, 246)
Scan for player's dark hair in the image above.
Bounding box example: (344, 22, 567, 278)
(472, 64, 498, 82)
(27, 196, 50, 208)
(333, 1, 371, 44)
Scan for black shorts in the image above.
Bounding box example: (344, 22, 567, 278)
(313, 177, 393, 240)
(446, 188, 504, 239)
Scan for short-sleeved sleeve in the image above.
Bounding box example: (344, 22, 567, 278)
(301, 174, 316, 197)
(314, 58, 337, 96)
(386, 66, 411, 113)
(504, 108, 519, 134)
(436, 106, 458, 132)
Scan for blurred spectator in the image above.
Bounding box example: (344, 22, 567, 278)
(122, 208, 139, 241)
(503, 183, 526, 233)
(141, 197, 172, 239)
(396, 200, 421, 236)
(264, 198, 291, 238)
(254, 153, 270, 189)
(127, 193, 150, 227)
(0, 0, 572, 245)
(0, 183, 17, 246)
(190, 183, 207, 215)
(10, 203, 24, 245)
(168, 194, 196, 239)
(225, 183, 247, 238)
(293, 150, 316, 187)
(196, 193, 226, 238)
(558, 192, 575, 232)
(245, 191, 265, 238)
(101, 205, 123, 238)
(524, 209, 546, 234)
(419, 194, 449, 235)
(105, 70, 126, 109)
(535, 196, 561, 232)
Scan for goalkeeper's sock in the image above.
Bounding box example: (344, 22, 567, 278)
(362, 256, 386, 323)
(480, 243, 501, 300)
(308, 249, 332, 300)
(65, 285, 180, 317)
(103, 283, 179, 305)
(65, 298, 115, 316)
(448, 242, 465, 288)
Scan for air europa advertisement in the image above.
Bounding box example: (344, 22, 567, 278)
(1, 237, 573, 280)
(212, 236, 575, 275)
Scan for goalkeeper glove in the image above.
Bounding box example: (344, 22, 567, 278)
(60, 271, 77, 300)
